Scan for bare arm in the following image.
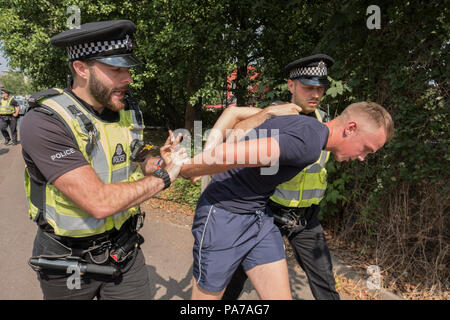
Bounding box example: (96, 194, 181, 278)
(53, 165, 166, 219)
(231, 103, 302, 141)
(53, 135, 187, 219)
(186, 104, 300, 183)
(203, 106, 261, 150)
(180, 137, 280, 178)
(13, 106, 20, 117)
(204, 104, 302, 150)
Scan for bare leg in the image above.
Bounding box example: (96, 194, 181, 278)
(191, 277, 226, 300)
(245, 259, 292, 300)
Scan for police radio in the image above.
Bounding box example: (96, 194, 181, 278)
(130, 139, 155, 162)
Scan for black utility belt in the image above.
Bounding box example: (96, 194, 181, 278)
(29, 227, 144, 278)
(48, 229, 120, 250)
(268, 200, 307, 218)
(42, 227, 143, 262)
(38, 211, 144, 250)
(268, 200, 309, 232)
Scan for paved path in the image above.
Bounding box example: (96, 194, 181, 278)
(0, 142, 314, 300)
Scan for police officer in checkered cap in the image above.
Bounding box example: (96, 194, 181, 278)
(285, 54, 334, 87)
(51, 19, 142, 67)
(21, 20, 187, 300)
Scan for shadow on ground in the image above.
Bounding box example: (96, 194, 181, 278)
(147, 264, 193, 300)
(0, 148, 9, 155)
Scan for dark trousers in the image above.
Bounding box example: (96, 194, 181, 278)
(32, 228, 151, 300)
(0, 115, 18, 142)
(223, 205, 340, 300)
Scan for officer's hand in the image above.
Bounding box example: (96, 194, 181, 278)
(265, 103, 302, 117)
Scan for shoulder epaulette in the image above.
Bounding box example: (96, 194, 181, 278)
(28, 88, 64, 108)
(124, 90, 144, 126)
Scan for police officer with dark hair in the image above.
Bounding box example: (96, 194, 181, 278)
(0, 89, 20, 145)
(220, 54, 341, 300)
(21, 20, 187, 300)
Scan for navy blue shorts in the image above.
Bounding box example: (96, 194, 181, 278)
(192, 194, 285, 292)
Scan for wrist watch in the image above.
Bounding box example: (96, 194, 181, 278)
(152, 168, 171, 190)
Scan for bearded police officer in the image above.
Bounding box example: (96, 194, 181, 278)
(21, 20, 187, 300)
(0, 89, 20, 145)
(202, 54, 341, 300)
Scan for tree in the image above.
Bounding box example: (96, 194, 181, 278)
(0, 0, 447, 296)
(0, 0, 231, 131)
(315, 0, 449, 296)
(0, 71, 33, 95)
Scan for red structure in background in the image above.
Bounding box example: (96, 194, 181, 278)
(204, 65, 269, 109)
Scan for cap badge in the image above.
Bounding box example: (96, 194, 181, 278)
(317, 61, 327, 73)
(318, 61, 326, 75)
(125, 34, 133, 50)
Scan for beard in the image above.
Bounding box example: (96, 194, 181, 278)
(88, 68, 128, 112)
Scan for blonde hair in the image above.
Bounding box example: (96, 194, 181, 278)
(341, 101, 395, 142)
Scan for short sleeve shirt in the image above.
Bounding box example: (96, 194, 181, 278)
(20, 89, 120, 184)
(204, 114, 329, 213)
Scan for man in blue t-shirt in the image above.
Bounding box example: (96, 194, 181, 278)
(210, 54, 341, 301)
(180, 101, 394, 300)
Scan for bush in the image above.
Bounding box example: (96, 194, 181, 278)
(168, 178, 202, 210)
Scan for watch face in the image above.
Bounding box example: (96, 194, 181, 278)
(153, 169, 171, 189)
(154, 169, 164, 177)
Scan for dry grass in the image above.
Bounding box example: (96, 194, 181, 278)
(323, 181, 449, 300)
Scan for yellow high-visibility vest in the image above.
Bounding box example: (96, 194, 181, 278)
(0, 97, 15, 115)
(24, 89, 145, 237)
(270, 108, 330, 208)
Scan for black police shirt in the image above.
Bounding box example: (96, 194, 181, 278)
(204, 114, 329, 214)
(20, 88, 120, 185)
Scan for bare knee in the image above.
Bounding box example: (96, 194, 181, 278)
(246, 259, 292, 300)
(191, 277, 225, 300)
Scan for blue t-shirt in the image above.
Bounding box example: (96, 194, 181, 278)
(203, 114, 329, 213)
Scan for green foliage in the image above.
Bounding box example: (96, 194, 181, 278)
(170, 178, 202, 210)
(0, 71, 34, 95)
(0, 0, 232, 129)
(315, 0, 449, 292)
(317, 0, 449, 214)
(1, 0, 448, 294)
(326, 78, 352, 99)
(320, 161, 351, 218)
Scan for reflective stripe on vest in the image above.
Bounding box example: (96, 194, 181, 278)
(25, 90, 144, 237)
(270, 108, 330, 208)
(0, 97, 15, 115)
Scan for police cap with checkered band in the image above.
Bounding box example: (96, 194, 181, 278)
(50, 20, 142, 68)
(285, 54, 334, 87)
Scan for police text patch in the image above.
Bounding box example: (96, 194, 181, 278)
(112, 143, 127, 165)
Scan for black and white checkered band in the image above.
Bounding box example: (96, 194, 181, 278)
(67, 34, 133, 60)
(289, 61, 327, 79)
